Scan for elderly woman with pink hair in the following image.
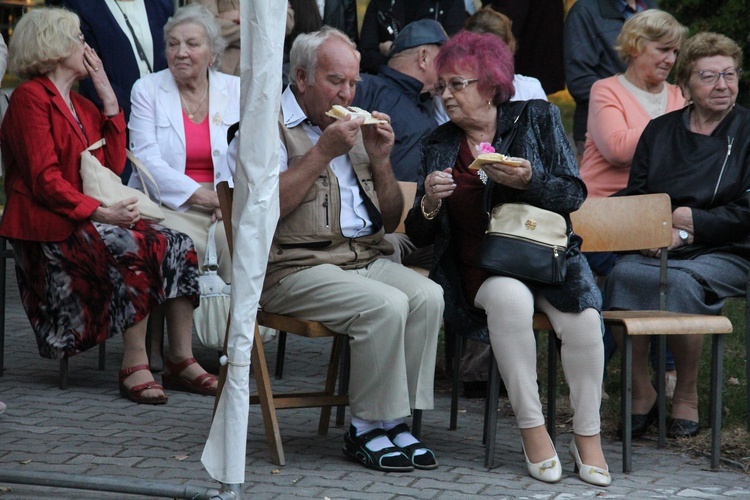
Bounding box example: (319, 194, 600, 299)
(405, 31, 610, 486)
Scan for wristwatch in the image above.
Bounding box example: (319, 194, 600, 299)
(678, 229, 690, 244)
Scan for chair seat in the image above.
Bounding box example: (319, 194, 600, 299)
(604, 310, 733, 336)
(257, 310, 337, 338)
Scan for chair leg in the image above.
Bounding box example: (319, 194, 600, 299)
(710, 334, 724, 469)
(146, 311, 165, 372)
(484, 351, 500, 468)
(59, 357, 69, 390)
(412, 409, 422, 439)
(621, 329, 632, 474)
(317, 335, 345, 436)
(656, 335, 666, 448)
(449, 331, 464, 431)
(0, 236, 6, 378)
(251, 324, 284, 466)
(274, 331, 287, 380)
(335, 339, 350, 427)
(98, 342, 106, 371)
(546, 330, 557, 444)
(745, 286, 750, 432)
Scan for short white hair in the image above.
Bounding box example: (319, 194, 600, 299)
(289, 26, 358, 86)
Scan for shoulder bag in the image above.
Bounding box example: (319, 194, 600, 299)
(475, 102, 569, 285)
(193, 220, 231, 350)
(80, 139, 165, 222)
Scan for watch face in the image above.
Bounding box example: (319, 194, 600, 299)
(679, 230, 689, 241)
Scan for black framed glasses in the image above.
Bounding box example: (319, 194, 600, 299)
(434, 78, 479, 95)
(693, 68, 742, 86)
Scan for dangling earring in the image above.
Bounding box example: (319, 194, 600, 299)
(487, 100, 492, 110)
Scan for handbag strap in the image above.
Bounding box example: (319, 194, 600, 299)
(126, 150, 163, 205)
(204, 220, 220, 271)
(85, 138, 163, 206)
(113, 0, 153, 73)
(482, 101, 530, 215)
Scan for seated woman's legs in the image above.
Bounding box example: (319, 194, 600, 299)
(162, 296, 218, 393)
(121, 317, 166, 400)
(474, 277, 554, 464)
(536, 296, 607, 470)
(667, 334, 703, 422)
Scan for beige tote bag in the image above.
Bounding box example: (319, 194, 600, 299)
(80, 138, 165, 221)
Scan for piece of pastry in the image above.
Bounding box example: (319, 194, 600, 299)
(468, 153, 523, 170)
(325, 105, 388, 125)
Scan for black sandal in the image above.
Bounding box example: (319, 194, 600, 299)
(386, 423, 438, 470)
(343, 426, 413, 472)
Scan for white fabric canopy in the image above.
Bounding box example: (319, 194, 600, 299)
(201, 0, 284, 486)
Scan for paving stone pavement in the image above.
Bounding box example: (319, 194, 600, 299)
(0, 266, 748, 499)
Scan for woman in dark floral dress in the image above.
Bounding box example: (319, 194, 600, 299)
(0, 7, 217, 404)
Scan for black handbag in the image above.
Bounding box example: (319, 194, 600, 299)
(475, 102, 569, 285)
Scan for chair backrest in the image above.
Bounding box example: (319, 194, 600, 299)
(395, 181, 417, 234)
(571, 193, 673, 253)
(571, 193, 673, 310)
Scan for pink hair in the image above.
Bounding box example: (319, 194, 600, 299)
(434, 30, 515, 105)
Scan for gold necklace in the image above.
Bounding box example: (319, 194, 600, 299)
(179, 87, 208, 120)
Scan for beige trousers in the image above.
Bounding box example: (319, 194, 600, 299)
(159, 204, 231, 283)
(260, 258, 444, 421)
(475, 276, 603, 436)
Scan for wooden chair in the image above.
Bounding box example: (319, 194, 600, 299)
(215, 181, 349, 466)
(570, 194, 733, 473)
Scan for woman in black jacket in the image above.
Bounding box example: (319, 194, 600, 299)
(606, 32, 750, 439)
(405, 31, 610, 486)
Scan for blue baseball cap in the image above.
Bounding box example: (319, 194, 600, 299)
(390, 19, 449, 56)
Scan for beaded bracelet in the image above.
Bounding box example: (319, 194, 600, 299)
(421, 195, 442, 220)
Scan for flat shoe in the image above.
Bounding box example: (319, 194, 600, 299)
(118, 364, 168, 405)
(385, 423, 438, 470)
(162, 357, 218, 396)
(667, 418, 699, 438)
(343, 426, 413, 472)
(619, 402, 657, 439)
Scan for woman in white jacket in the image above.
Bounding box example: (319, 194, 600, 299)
(129, 5, 240, 369)
(129, 4, 239, 280)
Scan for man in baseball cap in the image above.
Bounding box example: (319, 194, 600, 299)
(352, 19, 448, 268)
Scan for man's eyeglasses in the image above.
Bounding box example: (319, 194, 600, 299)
(693, 68, 742, 86)
(434, 78, 479, 95)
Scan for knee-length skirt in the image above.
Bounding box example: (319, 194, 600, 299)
(604, 251, 749, 315)
(11, 220, 199, 359)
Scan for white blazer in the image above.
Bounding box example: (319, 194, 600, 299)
(128, 68, 240, 211)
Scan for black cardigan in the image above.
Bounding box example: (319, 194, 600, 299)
(622, 104, 750, 259)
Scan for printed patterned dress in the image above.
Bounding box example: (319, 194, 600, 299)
(11, 221, 199, 359)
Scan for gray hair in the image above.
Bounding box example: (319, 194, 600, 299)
(164, 4, 227, 69)
(289, 26, 357, 87)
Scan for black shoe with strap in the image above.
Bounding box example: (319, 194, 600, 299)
(343, 426, 413, 472)
(385, 423, 438, 470)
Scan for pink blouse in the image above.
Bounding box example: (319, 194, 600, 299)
(183, 111, 214, 183)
